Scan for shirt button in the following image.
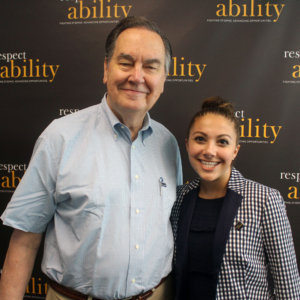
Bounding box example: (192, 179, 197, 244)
(132, 279, 136, 283)
(135, 244, 140, 250)
(135, 175, 139, 179)
(136, 209, 140, 214)
(121, 125, 125, 129)
(132, 145, 136, 149)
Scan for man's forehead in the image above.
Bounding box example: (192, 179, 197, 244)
(117, 53, 162, 65)
(115, 28, 164, 49)
(117, 27, 161, 39)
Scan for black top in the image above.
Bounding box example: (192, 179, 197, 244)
(187, 196, 224, 300)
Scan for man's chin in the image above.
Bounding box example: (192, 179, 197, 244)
(122, 90, 148, 100)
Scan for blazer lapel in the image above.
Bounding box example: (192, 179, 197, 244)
(175, 187, 198, 285)
(212, 188, 242, 272)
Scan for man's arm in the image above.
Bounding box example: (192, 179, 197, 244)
(0, 229, 42, 300)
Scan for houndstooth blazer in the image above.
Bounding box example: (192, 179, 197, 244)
(171, 168, 300, 299)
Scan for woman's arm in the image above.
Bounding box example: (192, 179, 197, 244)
(262, 189, 300, 299)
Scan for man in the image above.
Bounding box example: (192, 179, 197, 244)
(0, 16, 182, 300)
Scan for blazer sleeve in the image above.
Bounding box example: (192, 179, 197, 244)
(262, 188, 300, 299)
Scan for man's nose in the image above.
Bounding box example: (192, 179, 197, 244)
(128, 65, 145, 84)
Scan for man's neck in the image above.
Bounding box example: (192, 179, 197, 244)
(109, 106, 146, 141)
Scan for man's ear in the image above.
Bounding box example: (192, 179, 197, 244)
(103, 57, 108, 84)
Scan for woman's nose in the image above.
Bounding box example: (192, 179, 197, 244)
(203, 142, 216, 157)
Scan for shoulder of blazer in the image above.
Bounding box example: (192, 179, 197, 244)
(175, 178, 201, 211)
(178, 178, 201, 197)
(227, 167, 246, 193)
(228, 167, 281, 202)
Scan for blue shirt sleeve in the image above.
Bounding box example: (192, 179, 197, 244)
(1, 134, 57, 233)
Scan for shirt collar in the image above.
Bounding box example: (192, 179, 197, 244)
(101, 94, 153, 143)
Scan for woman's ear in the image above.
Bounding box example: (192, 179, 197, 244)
(233, 144, 240, 160)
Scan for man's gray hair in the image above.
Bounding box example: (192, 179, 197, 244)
(105, 16, 172, 74)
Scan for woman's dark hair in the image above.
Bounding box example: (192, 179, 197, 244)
(105, 16, 172, 73)
(187, 96, 240, 143)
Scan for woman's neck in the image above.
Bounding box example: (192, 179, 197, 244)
(198, 180, 227, 199)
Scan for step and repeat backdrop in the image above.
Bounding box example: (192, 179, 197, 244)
(0, 0, 299, 298)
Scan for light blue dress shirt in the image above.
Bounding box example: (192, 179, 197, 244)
(1, 95, 182, 299)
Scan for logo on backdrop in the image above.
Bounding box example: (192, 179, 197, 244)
(59, 108, 80, 116)
(59, 0, 133, 25)
(26, 277, 47, 299)
(0, 163, 27, 193)
(282, 50, 300, 85)
(0, 52, 60, 84)
(280, 171, 300, 204)
(207, 0, 285, 23)
(166, 57, 207, 83)
(235, 110, 282, 144)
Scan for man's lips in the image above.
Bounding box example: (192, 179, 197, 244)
(120, 87, 149, 94)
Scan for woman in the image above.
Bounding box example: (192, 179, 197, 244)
(171, 97, 300, 299)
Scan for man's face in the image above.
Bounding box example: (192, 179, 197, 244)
(103, 27, 166, 122)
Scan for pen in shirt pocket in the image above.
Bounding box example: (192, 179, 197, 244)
(159, 177, 167, 195)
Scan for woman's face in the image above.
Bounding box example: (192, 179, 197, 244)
(186, 113, 240, 187)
